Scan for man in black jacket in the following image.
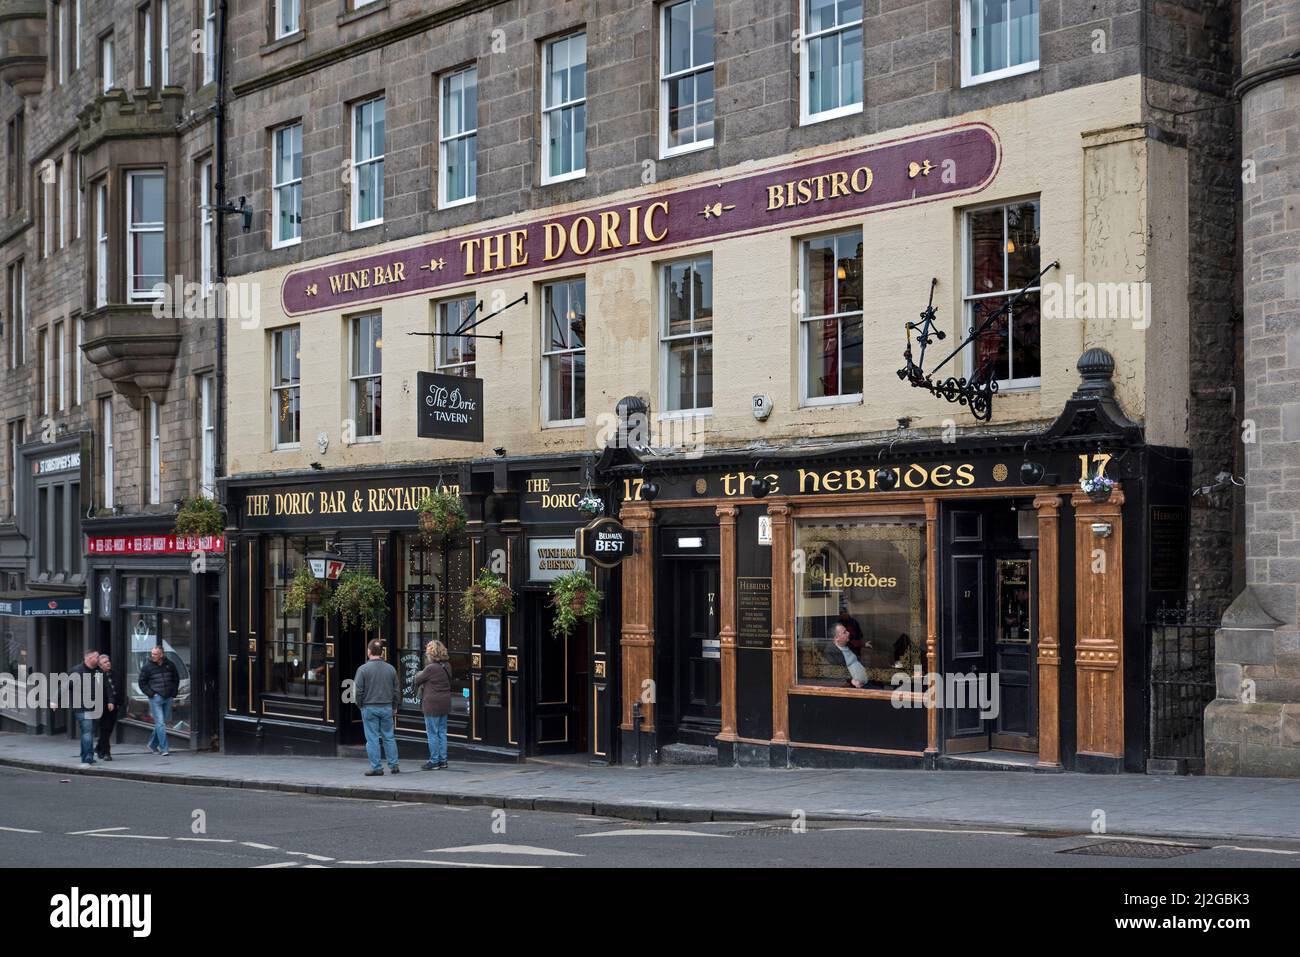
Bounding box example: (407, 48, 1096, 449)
(95, 655, 123, 761)
(70, 650, 101, 766)
(138, 645, 180, 756)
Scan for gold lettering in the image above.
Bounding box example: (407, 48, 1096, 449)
(570, 216, 597, 256)
(482, 233, 506, 273)
(822, 470, 842, 492)
(626, 205, 641, 246)
(543, 222, 567, 261)
(850, 166, 872, 192)
(328, 274, 344, 295)
(598, 211, 622, 251)
(798, 469, 820, 493)
(644, 201, 669, 242)
(955, 463, 976, 487)
(844, 468, 865, 492)
(796, 179, 813, 204)
(510, 229, 529, 267)
(767, 184, 785, 211)
(460, 238, 481, 276)
(930, 464, 953, 488)
(830, 170, 850, 198)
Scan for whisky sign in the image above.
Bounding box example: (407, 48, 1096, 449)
(417, 371, 484, 442)
(282, 124, 1000, 316)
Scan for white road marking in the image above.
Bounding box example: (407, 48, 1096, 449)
(67, 826, 129, 835)
(817, 826, 1028, 837)
(1211, 845, 1299, 856)
(578, 829, 729, 839)
(241, 841, 279, 850)
(88, 833, 170, 840)
(424, 843, 582, 857)
(334, 858, 543, 868)
(375, 803, 422, 809)
(0, 826, 40, 834)
(177, 838, 236, 843)
(254, 861, 301, 868)
(287, 851, 335, 862)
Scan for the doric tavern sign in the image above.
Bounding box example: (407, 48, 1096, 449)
(282, 124, 1000, 316)
(417, 371, 484, 442)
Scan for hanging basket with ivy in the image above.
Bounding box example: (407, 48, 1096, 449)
(549, 571, 602, 637)
(417, 490, 468, 543)
(326, 570, 389, 632)
(283, 565, 328, 617)
(174, 496, 224, 538)
(459, 568, 515, 622)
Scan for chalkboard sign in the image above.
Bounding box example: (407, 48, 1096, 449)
(737, 577, 772, 649)
(1149, 505, 1188, 592)
(401, 651, 423, 707)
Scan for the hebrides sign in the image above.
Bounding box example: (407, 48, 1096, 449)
(417, 371, 484, 442)
(282, 124, 1000, 316)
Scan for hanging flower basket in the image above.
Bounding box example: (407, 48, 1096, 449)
(417, 490, 467, 543)
(326, 570, 389, 632)
(1080, 474, 1116, 503)
(174, 496, 224, 538)
(460, 568, 515, 622)
(284, 565, 328, 617)
(577, 494, 604, 518)
(549, 571, 602, 637)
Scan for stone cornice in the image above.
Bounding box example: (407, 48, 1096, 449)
(1235, 55, 1300, 99)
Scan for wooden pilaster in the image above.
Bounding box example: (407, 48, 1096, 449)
(1033, 494, 1062, 769)
(619, 504, 656, 732)
(768, 501, 792, 744)
(715, 503, 739, 742)
(1073, 490, 1125, 758)
(924, 498, 939, 755)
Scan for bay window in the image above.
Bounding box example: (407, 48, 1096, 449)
(127, 170, 165, 302)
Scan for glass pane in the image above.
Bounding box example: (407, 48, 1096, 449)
(696, 336, 713, 408)
(1009, 0, 1039, 68)
(133, 232, 164, 296)
(805, 236, 835, 317)
(841, 26, 862, 108)
(664, 261, 692, 336)
(666, 1, 693, 74)
(692, 257, 713, 331)
(974, 0, 1009, 75)
(808, 34, 837, 114)
(695, 68, 714, 142)
(463, 70, 477, 131)
(547, 352, 585, 421)
(805, 317, 839, 399)
(1006, 201, 1041, 287)
(131, 173, 163, 224)
(357, 158, 383, 222)
(968, 207, 1005, 294)
(666, 74, 697, 150)
(694, 0, 715, 64)
(1010, 290, 1041, 380)
(567, 280, 586, 347)
(808, 0, 839, 33)
(836, 232, 863, 313)
(570, 34, 586, 100)
(665, 338, 695, 411)
(841, 316, 863, 395)
(973, 296, 1010, 382)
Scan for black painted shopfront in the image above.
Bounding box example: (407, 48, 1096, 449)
(221, 456, 620, 763)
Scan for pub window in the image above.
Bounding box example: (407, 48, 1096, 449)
(147, 398, 161, 505)
(100, 32, 115, 93)
(127, 170, 165, 302)
(94, 181, 108, 306)
(264, 538, 328, 700)
(794, 518, 928, 688)
(121, 575, 193, 735)
(962, 0, 1039, 87)
(660, 255, 713, 412)
(964, 198, 1041, 386)
(198, 373, 215, 498)
(397, 537, 472, 718)
(348, 312, 382, 441)
(270, 325, 301, 448)
(199, 159, 214, 295)
(52, 320, 65, 412)
(272, 122, 302, 247)
(800, 0, 863, 124)
(201, 0, 216, 85)
(541, 277, 586, 426)
(438, 66, 477, 208)
(100, 397, 113, 508)
(350, 95, 385, 229)
(6, 260, 24, 368)
(660, 0, 714, 157)
(274, 0, 300, 39)
(541, 33, 586, 184)
(435, 295, 477, 378)
(800, 230, 863, 404)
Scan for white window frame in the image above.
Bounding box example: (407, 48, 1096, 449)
(100, 398, 114, 508)
(799, 0, 864, 125)
(199, 373, 215, 498)
(159, 0, 169, 85)
(101, 33, 114, 93)
(74, 152, 82, 239)
(141, 4, 153, 87)
(95, 182, 108, 306)
(55, 159, 65, 249)
(350, 96, 384, 230)
(274, 0, 300, 40)
(434, 296, 477, 377)
(961, 0, 1040, 88)
(38, 328, 49, 416)
(348, 313, 382, 442)
(659, 255, 713, 414)
(148, 399, 161, 505)
(74, 317, 83, 405)
(54, 321, 66, 412)
(74, 0, 81, 70)
(8, 262, 24, 369)
(272, 122, 302, 248)
(960, 198, 1043, 390)
(200, 160, 214, 295)
(54, 0, 66, 85)
(126, 170, 165, 303)
(270, 326, 301, 450)
(540, 33, 586, 185)
(659, 0, 715, 158)
(540, 277, 586, 427)
(438, 66, 477, 209)
(798, 230, 864, 407)
(42, 168, 53, 257)
(202, 0, 215, 85)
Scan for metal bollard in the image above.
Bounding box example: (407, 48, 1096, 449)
(631, 700, 642, 768)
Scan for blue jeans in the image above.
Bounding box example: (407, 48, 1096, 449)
(361, 706, 399, 770)
(76, 713, 96, 763)
(147, 695, 173, 753)
(424, 715, 448, 764)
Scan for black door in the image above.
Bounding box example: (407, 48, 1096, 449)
(991, 556, 1037, 752)
(942, 508, 990, 752)
(336, 622, 369, 746)
(527, 593, 587, 754)
(662, 559, 721, 745)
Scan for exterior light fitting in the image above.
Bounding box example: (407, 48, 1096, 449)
(874, 468, 898, 491)
(1020, 461, 1045, 485)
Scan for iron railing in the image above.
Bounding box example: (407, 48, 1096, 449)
(1147, 603, 1219, 771)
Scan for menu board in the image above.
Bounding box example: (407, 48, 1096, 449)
(737, 577, 772, 649)
(1149, 505, 1189, 592)
(401, 651, 422, 707)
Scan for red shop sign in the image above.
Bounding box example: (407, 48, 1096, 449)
(87, 534, 226, 555)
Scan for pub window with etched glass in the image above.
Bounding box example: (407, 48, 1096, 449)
(263, 537, 328, 700)
(271, 325, 301, 448)
(122, 575, 193, 733)
(962, 0, 1039, 87)
(397, 537, 472, 718)
(435, 295, 477, 378)
(348, 312, 382, 440)
(660, 0, 714, 156)
(794, 518, 928, 688)
(660, 255, 712, 412)
(800, 230, 863, 404)
(964, 199, 1041, 387)
(541, 278, 586, 425)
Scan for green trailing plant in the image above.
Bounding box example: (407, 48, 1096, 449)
(327, 570, 389, 632)
(284, 565, 328, 617)
(549, 571, 602, 637)
(460, 568, 515, 622)
(417, 490, 468, 542)
(174, 496, 224, 537)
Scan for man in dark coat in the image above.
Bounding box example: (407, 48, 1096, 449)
(70, 650, 101, 766)
(138, 645, 180, 756)
(95, 655, 124, 761)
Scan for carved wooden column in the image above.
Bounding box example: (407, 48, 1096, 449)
(620, 503, 656, 732)
(768, 501, 792, 744)
(716, 503, 739, 742)
(1073, 489, 1125, 760)
(1033, 494, 1062, 769)
(924, 498, 939, 756)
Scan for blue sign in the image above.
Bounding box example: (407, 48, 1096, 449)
(0, 596, 84, 618)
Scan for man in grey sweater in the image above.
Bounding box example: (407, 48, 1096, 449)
(354, 639, 401, 775)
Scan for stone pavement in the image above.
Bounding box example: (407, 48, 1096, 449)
(3, 733, 1299, 843)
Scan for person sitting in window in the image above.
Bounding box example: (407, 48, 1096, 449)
(831, 622, 870, 689)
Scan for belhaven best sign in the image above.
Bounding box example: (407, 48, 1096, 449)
(576, 517, 633, 568)
(281, 124, 1000, 316)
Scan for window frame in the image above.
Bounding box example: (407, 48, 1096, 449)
(270, 326, 301, 450)
(202, 0, 216, 85)
(271, 122, 303, 248)
(53, 320, 65, 412)
(100, 397, 113, 508)
(659, 0, 715, 158)
(540, 277, 587, 428)
(434, 295, 478, 378)
(798, 0, 864, 126)
(274, 0, 301, 40)
(438, 66, 478, 209)
(94, 181, 108, 306)
(347, 312, 382, 442)
(798, 229, 865, 407)
(138, 3, 153, 88)
(199, 373, 215, 498)
(126, 169, 165, 303)
(74, 317, 83, 405)
(37, 327, 48, 416)
(350, 95, 385, 230)
(961, 0, 1040, 88)
(100, 31, 115, 93)
(148, 398, 161, 505)
(540, 33, 587, 186)
(159, 0, 169, 85)
(199, 159, 214, 295)
(658, 254, 714, 414)
(7, 260, 24, 369)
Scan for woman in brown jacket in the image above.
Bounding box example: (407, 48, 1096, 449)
(413, 639, 453, 770)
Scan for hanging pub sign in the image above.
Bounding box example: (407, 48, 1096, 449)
(576, 517, 633, 568)
(417, 371, 484, 442)
(307, 552, 345, 581)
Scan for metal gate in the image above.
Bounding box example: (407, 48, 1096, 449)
(1147, 604, 1218, 773)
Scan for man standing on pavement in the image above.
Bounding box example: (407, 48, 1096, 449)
(138, 645, 180, 756)
(70, 650, 101, 766)
(354, 638, 401, 776)
(95, 655, 123, 761)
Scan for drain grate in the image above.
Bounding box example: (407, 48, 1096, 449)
(1060, 840, 1203, 859)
